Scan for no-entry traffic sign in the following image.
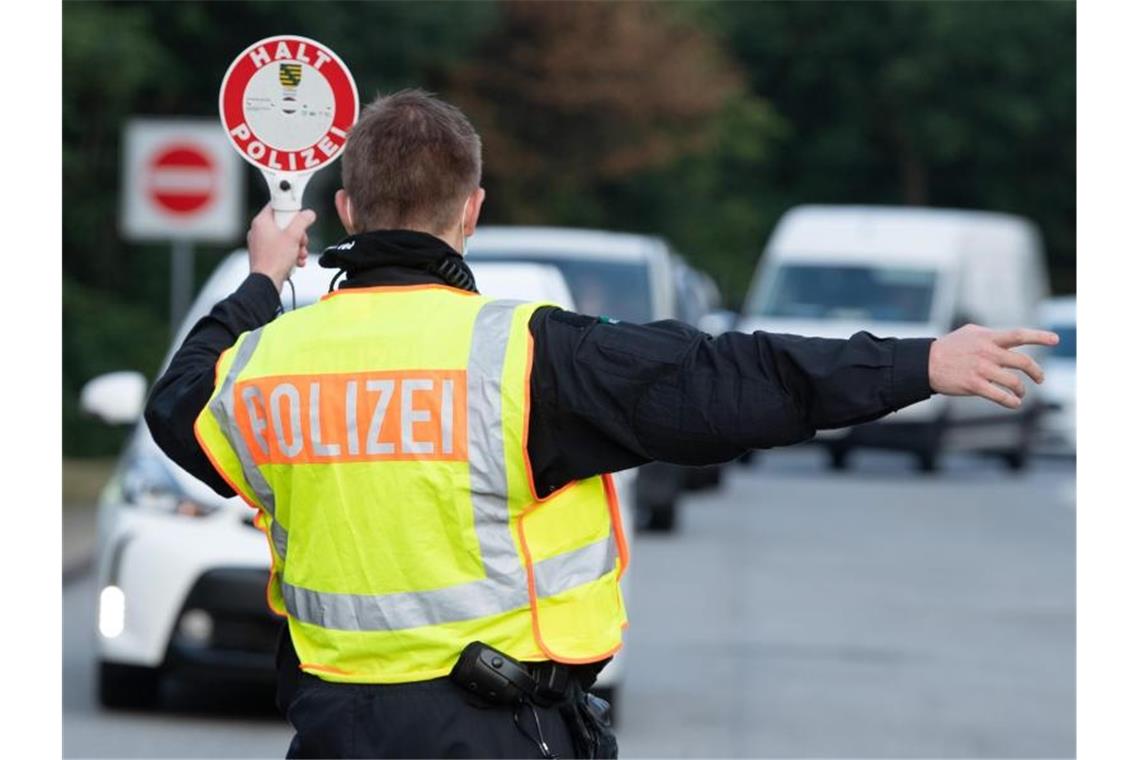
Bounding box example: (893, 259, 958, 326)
(219, 35, 359, 226)
(147, 144, 216, 215)
(120, 119, 243, 242)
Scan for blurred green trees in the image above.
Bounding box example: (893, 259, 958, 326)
(701, 0, 1076, 293)
(63, 0, 1074, 456)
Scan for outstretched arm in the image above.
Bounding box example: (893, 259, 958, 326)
(525, 311, 1057, 492)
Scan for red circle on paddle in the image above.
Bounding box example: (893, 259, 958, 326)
(218, 35, 359, 173)
(146, 144, 217, 215)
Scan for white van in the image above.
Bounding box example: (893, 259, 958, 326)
(737, 205, 1051, 472)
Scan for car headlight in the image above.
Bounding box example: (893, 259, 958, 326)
(119, 457, 218, 517)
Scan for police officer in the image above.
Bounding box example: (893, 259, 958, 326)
(145, 89, 1057, 759)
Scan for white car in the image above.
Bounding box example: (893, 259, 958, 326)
(467, 260, 576, 308)
(83, 252, 635, 712)
(1035, 296, 1076, 455)
(467, 226, 696, 532)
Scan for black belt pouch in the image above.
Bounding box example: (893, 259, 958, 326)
(559, 681, 618, 759)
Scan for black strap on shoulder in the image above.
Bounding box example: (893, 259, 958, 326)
(432, 256, 477, 292)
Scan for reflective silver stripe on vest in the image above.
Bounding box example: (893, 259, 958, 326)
(262, 517, 287, 561)
(532, 534, 618, 598)
(281, 533, 617, 632)
(465, 300, 529, 589)
(282, 573, 530, 631)
(208, 328, 289, 560)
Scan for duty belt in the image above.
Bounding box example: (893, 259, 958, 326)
(449, 641, 580, 707)
(523, 660, 574, 707)
(450, 642, 617, 759)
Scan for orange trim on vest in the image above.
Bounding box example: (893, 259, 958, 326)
(251, 512, 288, 618)
(194, 403, 286, 619)
(300, 662, 354, 676)
(264, 568, 287, 619)
(516, 496, 626, 665)
(602, 472, 630, 580)
(516, 327, 628, 664)
(194, 410, 260, 515)
(521, 330, 577, 504)
(196, 344, 286, 617)
(320, 283, 477, 301)
(520, 329, 630, 576)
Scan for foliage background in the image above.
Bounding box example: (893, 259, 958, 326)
(62, 0, 1075, 456)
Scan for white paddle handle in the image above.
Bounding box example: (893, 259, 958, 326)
(261, 170, 314, 230)
(273, 209, 297, 229)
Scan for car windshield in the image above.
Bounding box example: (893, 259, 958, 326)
(748, 263, 938, 323)
(1049, 324, 1076, 358)
(469, 253, 653, 323)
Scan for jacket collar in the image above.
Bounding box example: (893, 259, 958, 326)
(318, 229, 477, 292)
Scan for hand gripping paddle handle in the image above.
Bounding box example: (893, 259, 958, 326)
(263, 170, 314, 230)
(274, 209, 298, 229)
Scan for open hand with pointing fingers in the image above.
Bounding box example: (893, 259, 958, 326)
(929, 324, 1059, 409)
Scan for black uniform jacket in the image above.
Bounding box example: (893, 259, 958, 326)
(145, 229, 934, 499)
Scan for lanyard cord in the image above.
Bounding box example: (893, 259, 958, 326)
(276, 276, 297, 315)
(285, 276, 296, 312)
(513, 701, 557, 759)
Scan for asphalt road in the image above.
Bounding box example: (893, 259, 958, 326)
(64, 448, 1075, 759)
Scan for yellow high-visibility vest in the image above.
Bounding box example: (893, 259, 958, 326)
(194, 284, 629, 683)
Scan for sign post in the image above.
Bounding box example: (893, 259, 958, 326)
(219, 35, 359, 229)
(120, 119, 243, 334)
(170, 239, 194, 335)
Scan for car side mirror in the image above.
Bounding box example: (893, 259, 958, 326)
(697, 310, 738, 336)
(80, 371, 148, 425)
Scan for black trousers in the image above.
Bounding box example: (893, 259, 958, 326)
(284, 672, 579, 759)
(275, 629, 587, 758)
